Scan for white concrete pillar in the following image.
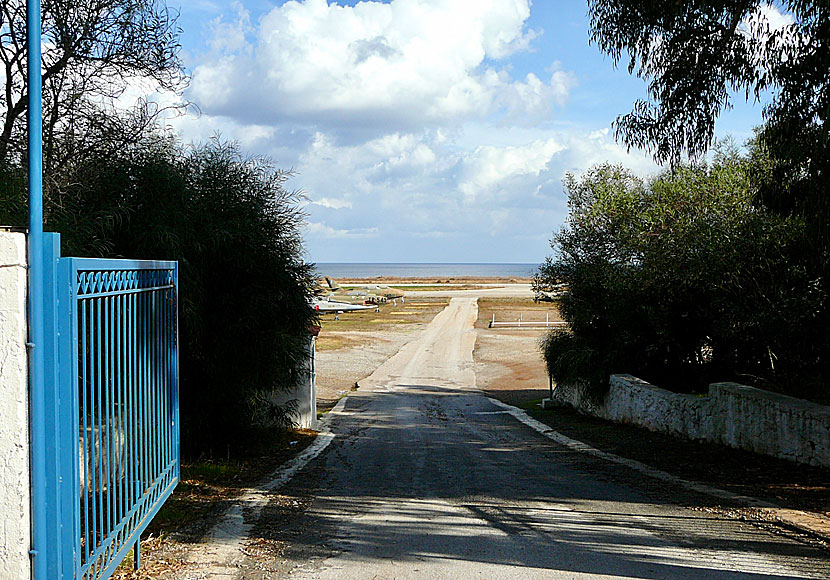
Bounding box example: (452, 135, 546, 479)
(0, 229, 31, 579)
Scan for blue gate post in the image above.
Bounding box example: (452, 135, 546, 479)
(56, 238, 82, 577)
(29, 233, 79, 579)
(26, 0, 50, 576)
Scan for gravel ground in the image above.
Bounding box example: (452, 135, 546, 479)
(473, 328, 550, 405)
(315, 326, 428, 411)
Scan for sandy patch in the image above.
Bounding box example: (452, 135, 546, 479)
(326, 276, 532, 284)
(473, 328, 551, 407)
(316, 326, 428, 411)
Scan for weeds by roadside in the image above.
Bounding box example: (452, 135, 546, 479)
(111, 427, 318, 579)
(519, 399, 830, 523)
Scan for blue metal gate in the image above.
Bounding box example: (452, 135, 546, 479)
(32, 233, 179, 579)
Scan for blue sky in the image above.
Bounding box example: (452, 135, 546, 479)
(157, 0, 776, 263)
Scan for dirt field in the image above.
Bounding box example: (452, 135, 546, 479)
(316, 295, 558, 411)
(324, 276, 532, 285)
(314, 298, 448, 411)
(315, 293, 558, 412)
(472, 298, 559, 406)
(475, 297, 562, 328)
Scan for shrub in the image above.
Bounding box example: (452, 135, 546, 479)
(538, 148, 826, 401)
(0, 131, 318, 453)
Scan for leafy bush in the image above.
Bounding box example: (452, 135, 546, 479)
(0, 130, 318, 454)
(537, 147, 826, 402)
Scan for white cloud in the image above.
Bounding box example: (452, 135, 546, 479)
(459, 138, 566, 201)
(189, 0, 567, 133)
(754, 3, 795, 33)
(206, 2, 253, 55)
(312, 197, 353, 209)
(290, 123, 658, 252)
(739, 3, 796, 50)
(305, 221, 379, 238)
(122, 2, 670, 262)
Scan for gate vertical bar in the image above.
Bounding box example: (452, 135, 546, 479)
(172, 265, 180, 482)
(80, 280, 90, 567)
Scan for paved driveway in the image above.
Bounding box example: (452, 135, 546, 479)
(247, 297, 828, 579)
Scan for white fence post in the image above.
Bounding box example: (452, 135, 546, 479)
(0, 229, 32, 580)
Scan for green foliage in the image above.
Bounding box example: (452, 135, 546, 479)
(583, 2, 829, 402)
(539, 150, 826, 401)
(588, 1, 829, 281)
(0, 131, 318, 454)
(588, 1, 829, 166)
(0, 161, 25, 225)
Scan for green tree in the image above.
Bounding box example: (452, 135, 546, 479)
(538, 150, 824, 400)
(579, 1, 829, 401)
(589, 1, 830, 259)
(588, 1, 828, 165)
(1, 131, 319, 453)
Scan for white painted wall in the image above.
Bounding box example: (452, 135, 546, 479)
(0, 230, 31, 579)
(265, 335, 318, 429)
(552, 374, 830, 468)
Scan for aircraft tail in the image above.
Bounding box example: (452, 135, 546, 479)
(325, 277, 339, 290)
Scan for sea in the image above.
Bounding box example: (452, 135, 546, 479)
(314, 263, 538, 279)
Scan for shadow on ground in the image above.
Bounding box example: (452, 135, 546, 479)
(241, 385, 829, 579)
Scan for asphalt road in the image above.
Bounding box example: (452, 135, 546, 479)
(256, 297, 829, 579)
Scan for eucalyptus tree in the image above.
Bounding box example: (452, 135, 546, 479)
(582, 2, 829, 401)
(0, 0, 185, 172)
(588, 1, 828, 164)
(538, 151, 822, 401)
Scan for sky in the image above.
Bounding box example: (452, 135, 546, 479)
(149, 0, 779, 263)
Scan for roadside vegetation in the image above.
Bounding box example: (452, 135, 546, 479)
(538, 2, 830, 404)
(0, 0, 317, 454)
(109, 428, 318, 579)
(537, 146, 824, 401)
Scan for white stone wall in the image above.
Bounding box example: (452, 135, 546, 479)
(709, 382, 830, 467)
(604, 375, 716, 441)
(552, 374, 830, 468)
(0, 230, 31, 579)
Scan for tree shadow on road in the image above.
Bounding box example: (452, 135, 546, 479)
(241, 385, 828, 579)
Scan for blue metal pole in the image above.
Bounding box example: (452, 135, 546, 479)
(26, 0, 46, 578)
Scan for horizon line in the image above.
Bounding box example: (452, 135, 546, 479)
(311, 261, 540, 264)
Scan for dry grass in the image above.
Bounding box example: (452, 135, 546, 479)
(316, 298, 448, 351)
(315, 333, 362, 351)
(330, 276, 532, 284)
(110, 428, 318, 579)
(387, 284, 495, 291)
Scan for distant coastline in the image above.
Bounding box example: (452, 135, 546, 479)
(314, 262, 538, 279)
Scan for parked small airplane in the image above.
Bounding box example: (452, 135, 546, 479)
(310, 297, 375, 314)
(323, 277, 405, 304)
